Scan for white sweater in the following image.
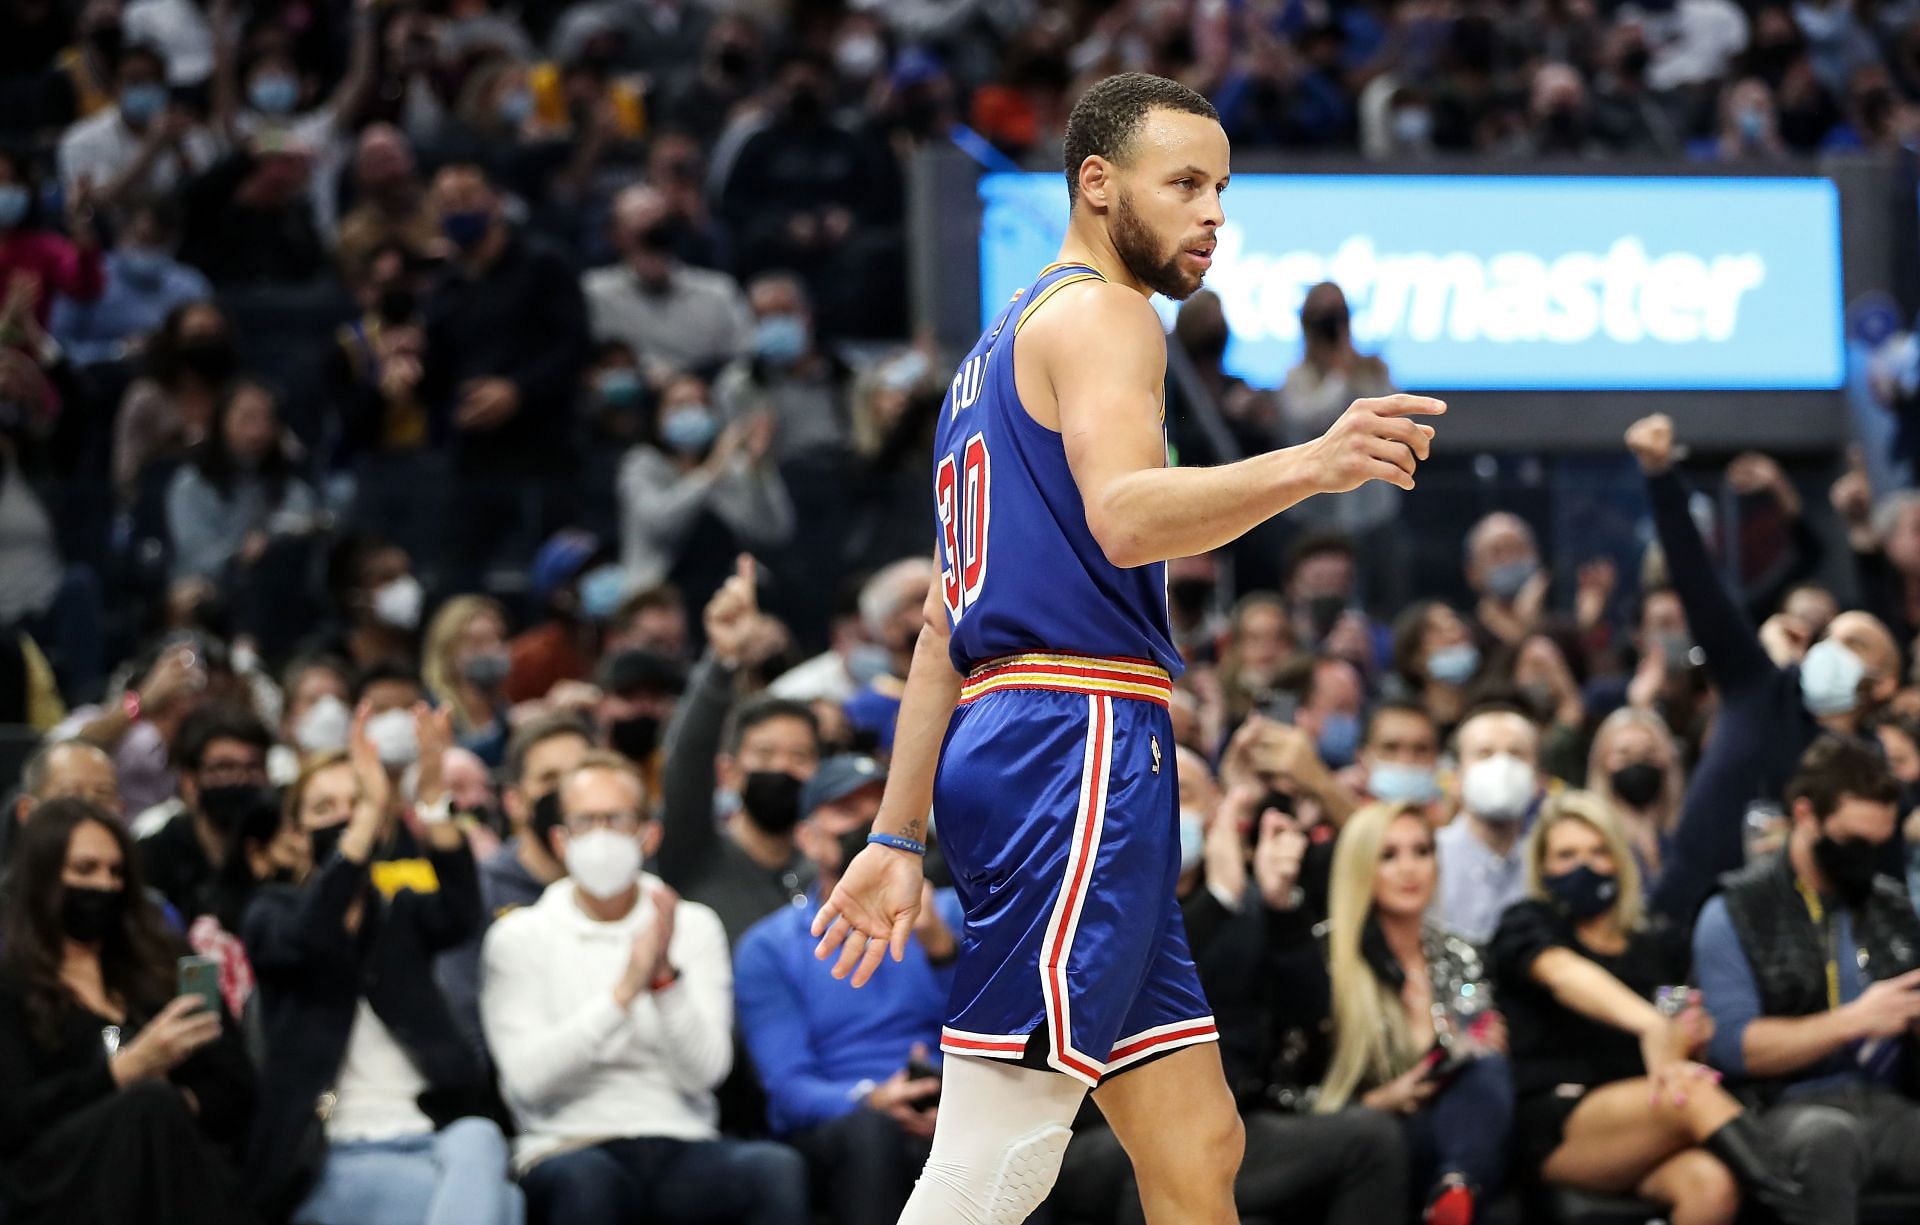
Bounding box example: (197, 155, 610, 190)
(480, 875, 733, 1171)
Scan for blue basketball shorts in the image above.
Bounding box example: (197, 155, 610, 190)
(931, 652, 1218, 1088)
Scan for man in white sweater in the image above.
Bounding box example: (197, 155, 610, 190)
(480, 751, 808, 1225)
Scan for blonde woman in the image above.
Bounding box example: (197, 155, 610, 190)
(422, 595, 512, 765)
(1489, 792, 1812, 1225)
(1585, 708, 1684, 885)
(1317, 802, 1512, 1225)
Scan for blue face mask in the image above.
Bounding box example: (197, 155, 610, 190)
(1486, 558, 1539, 602)
(498, 88, 534, 126)
(120, 82, 167, 125)
(1543, 863, 1619, 921)
(578, 564, 629, 621)
(441, 209, 491, 252)
(0, 185, 28, 229)
(1179, 808, 1206, 874)
(1369, 760, 1440, 804)
(116, 246, 169, 284)
(1316, 711, 1361, 769)
(597, 369, 643, 408)
(249, 73, 299, 115)
(754, 314, 807, 365)
(1799, 637, 1866, 716)
(1426, 642, 1480, 686)
(661, 404, 719, 454)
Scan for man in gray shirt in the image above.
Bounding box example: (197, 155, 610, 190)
(1434, 708, 1543, 943)
(583, 184, 753, 382)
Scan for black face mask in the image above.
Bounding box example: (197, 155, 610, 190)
(530, 790, 564, 852)
(741, 770, 805, 834)
(308, 821, 347, 866)
(176, 338, 236, 384)
(88, 24, 124, 62)
(1620, 45, 1650, 79)
(61, 885, 125, 944)
(1186, 326, 1228, 363)
(787, 86, 825, 124)
(834, 825, 872, 871)
(715, 45, 752, 80)
(1303, 594, 1347, 643)
(1302, 311, 1345, 344)
(199, 782, 272, 834)
(1813, 832, 1883, 906)
(609, 714, 661, 762)
(375, 286, 417, 326)
(1608, 761, 1665, 809)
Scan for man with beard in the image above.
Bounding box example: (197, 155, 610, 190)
(813, 72, 1445, 1224)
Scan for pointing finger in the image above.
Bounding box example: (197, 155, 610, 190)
(1370, 394, 1447, 417)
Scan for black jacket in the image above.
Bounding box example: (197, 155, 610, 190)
(240, 835, 492, 1218)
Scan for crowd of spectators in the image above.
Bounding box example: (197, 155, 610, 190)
(6, 0, 1920, 1221)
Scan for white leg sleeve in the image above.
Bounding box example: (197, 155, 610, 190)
(896, 1055, 1090, 1225)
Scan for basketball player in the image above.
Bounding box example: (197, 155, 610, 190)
(812, 72, 1444, 1224)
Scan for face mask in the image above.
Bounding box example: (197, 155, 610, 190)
(441, 209, 492, 252)
(1370, 761, 1440, 804)
(1737, 107, 1767, 143)
(498, 88, 534, 126)
(459, 650, 512, 691)
(1485, 558, 1539, 602)
(1521, 682, 1557, 719)
(741, 770, 805, 834)
(1462, 752, 1536, 823)
(1813, 831, 1882, 906)
(1303, 594, 1347, 643)
(309, 820, 346, 865)
(1608, 761, 1665, 809)
(847, 642, 893, 687)
(1178, 808, 1206, 873)
(1620, 45, 1651, 78)
(295, 693, 351, 753)
(754, 314, 808, 365)
(176, 338, 236, 384)
(1168, 578, 1214, 618)
(117, 247, 170, 285)
(249, 73, 299, 115)
(1317, 711, 1361, 769)
(609, 714, 660, 761)
(1427, 642, 1480, 686)
(1390, 107, 1433, 146)
(365, 707, 419, 769)
(661, 405, 720, 454)
(1543, 863, 1619, 920)
(564, 827, 644, 899)
(370, 574, 423, 631)
(1800, 639, 1867, 716)
(120, 82, 168, 125)
(1301, 310, 1344, 344)
(836, 33, 886, 78)
(579, 564, 629, 622)
(1659, 632, 1699, 670)
(598, 369, 644, 409)
(0, 185, 28, 229)
(199, 782, 270, 833)
(834, 824, 872, 871)
(60, 885, 126, 944)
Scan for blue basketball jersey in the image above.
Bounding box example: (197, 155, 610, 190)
(931, 262, 1182, 677)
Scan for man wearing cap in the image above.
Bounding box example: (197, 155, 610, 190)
(734, 754, 964, 1225)
(505, 529, 630, 704)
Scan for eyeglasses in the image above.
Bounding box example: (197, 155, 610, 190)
(566, 811, 644, 834)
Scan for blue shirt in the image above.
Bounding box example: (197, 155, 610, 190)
(1694, 894, 1901, 1095)
(1435, 816, 1532, 946)
(50, 250, 211, 366)
(933, 262, 1182, 677)
(734, 887, 964, 1136)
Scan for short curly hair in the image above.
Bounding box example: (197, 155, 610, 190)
(1062, 72, 1219, 205)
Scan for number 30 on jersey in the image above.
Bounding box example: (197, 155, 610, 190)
(936, 433, 990, 621)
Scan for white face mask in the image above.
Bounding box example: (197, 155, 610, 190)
(1461, 752, 1536, 823)
(364, 707, 419, 769)
(1799, 638, 1866, 717)
(1179, 808, 1206, 873)
(294, 693, 350, 753)
(566, 828, 644, 900)
(371, 575, 424, 631)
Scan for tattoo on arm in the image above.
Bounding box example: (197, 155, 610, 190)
(903, 817, 925, 842)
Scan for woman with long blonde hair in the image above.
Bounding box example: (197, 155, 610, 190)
(1317, 802, 1512, 1225)
(1584, 708, 1684, 885)
(421, 595, 512, 765)
(1489, 791, 1812, 1225)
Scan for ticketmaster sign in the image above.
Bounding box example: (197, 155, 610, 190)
(976, 173, 1844, 391)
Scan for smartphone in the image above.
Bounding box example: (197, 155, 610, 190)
(177, 955, 221, 1015)
(905, 1054, 943, 1112)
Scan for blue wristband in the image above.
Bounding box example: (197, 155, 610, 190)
(867, 832, 927, 857)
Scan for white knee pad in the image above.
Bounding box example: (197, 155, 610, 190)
(898, 1056, 1087, 1225)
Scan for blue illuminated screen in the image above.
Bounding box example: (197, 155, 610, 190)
(977, 173, 1844, 391)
